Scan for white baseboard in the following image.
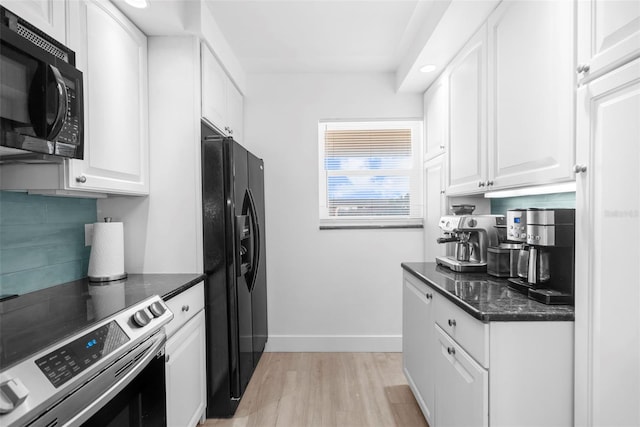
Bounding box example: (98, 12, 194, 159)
(264, 334, 402, 352)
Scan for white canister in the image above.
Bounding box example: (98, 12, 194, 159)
(88, 217, 127, 282)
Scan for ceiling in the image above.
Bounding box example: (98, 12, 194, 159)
(113, 0, 499, 92)
(203, 0, 436, 74)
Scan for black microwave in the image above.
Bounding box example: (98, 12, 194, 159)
(0, 6, 84, 160)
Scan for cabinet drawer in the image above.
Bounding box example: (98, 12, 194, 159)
(434, 295, 488, 367)
(165, 281, 205, 339)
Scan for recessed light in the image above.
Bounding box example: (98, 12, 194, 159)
(419, 64, 437, 73)
(125, 0, 148, 8)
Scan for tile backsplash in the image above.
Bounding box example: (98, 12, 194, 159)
(0, 191, 96, 296)
(490, 192, 576, 215)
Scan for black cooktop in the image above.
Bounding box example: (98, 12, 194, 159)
(0, 273, 204, 370)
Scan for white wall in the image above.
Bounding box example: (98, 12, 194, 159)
(244, 72, 424, 352)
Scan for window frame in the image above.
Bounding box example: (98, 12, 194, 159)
(318, 119, 424, 230)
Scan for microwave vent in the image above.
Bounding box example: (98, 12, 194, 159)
(16, 23, 69, 62)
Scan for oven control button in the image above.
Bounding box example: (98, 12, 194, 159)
(132, 309, 152, 327)
(148, 301, 166, 318)
(0, 377, 29, 414)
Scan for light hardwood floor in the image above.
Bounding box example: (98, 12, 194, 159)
(200, 352, 429, 427)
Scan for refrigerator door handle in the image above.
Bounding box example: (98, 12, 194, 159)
(246, 189, 261, 293)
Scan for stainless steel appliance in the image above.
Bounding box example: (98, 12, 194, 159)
(436, 214, 505, 272)
(506, 209, 527, 242)
(0, 293, 172, 427)
(487, 209, 526, 278)
(487, 243, 522, 277)
(0, 6, 83, 161)
(201, 121, 268, 417)
(508, 208, 575, 304)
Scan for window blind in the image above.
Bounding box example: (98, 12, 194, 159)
(318, 120, 423, 228)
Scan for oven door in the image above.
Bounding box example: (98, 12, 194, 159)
(81, 349, 166, 427)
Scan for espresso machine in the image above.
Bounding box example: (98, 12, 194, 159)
(507, 208, 575, 304)
(436, 214, 504, 272)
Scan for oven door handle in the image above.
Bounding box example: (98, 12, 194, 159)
(63, 331, 167, 427)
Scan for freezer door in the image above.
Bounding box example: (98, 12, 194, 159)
(248, 152, 268, 366)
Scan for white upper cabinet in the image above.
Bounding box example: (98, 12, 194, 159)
(424, 155, 446, 262)
(66, 0, 148, 195)
(424, 75, 448, 161)
(0, 0, 66, 43)
(577, 0, 640, 83)
(446, 24, 487, 196)
(487, 0, 575, 190)
(202, 43, 244, 143)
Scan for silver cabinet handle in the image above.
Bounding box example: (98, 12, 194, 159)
(576, 64, 590, 73)
(182, 305, 190, 312)
(574, 164, 587, 173)
(76, 176, 87, 183)
(448, 319, 456, 327)
(439, 145, 445, 149)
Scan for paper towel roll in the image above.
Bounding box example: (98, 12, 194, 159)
(88, 219, 127, 281)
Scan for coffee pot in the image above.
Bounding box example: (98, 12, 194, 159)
(455, 233, 474, 262)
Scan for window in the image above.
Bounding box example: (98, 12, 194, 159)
(318, 120, 423, 229)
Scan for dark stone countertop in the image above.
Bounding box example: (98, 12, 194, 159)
(401, 262, 574, 322)
(0, 273, 206, 369)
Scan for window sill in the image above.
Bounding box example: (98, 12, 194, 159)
(318, 219, 423, 230)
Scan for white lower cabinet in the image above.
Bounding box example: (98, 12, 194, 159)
(165, 282, 206, 427)
(434, 324, 488, 427)
(403, 270, 573, 427)
(403, 274, 435, 426)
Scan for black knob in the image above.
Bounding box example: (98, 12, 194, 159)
(132, 309, 151, 327)
(148, 302, 166, 318)
(447, 347, 456, 355)
(448, 319, 456, 327)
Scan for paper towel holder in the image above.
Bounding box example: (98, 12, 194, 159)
(88, 217, 128, 283)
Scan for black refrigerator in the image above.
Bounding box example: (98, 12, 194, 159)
(201, 121, 268, 417)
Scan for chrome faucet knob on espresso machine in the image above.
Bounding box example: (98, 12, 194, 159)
(435, 214, 505, 273)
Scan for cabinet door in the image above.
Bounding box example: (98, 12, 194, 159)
(424, 75, 448, 161)
(487, 0, 575, 189)
(166, 310, 207, 427)
(424, 156, 446, 262)
(402, 274, 435, 426)
(67, 0, 148, 195)
(577, 0, 640, 83)
(201, 44, 227, 134)
(447, 25, 487, 196)
(0, 0, 66, 43)
(227, 80, 244, 144)
(574, 58, 640, 427)
(435, 325, 488, 427)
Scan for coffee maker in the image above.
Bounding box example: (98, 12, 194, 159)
(508, 208, 575, 304)
(436, 214, 504, 272)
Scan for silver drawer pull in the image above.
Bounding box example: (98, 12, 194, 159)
(448, 319, 456, 327)
(182, 305, 190, 312)
(447, 347, 456, 355)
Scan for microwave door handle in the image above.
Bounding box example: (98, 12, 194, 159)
(46, 64, 68, 141)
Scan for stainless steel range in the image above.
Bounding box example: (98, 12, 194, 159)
(0, 291, 173, 427)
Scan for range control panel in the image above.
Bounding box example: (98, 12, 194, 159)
(35, 322, 129, 388)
